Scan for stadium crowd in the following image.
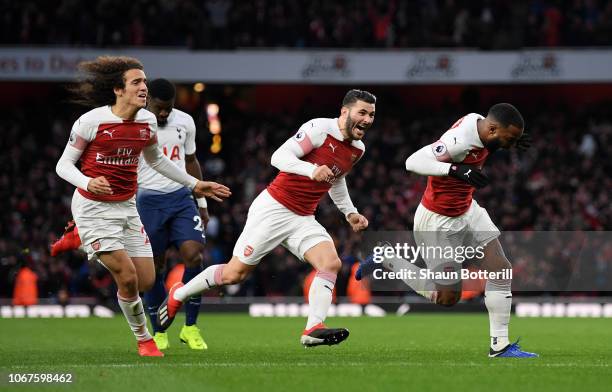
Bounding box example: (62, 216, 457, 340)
(1, 91, 610, 303)
(4, 0, 612, 49)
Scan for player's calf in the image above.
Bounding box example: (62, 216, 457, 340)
(220, 257, 254, 284)
(180, 245, 204, 268)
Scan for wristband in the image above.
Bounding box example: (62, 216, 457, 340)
(196, 197, 207, 208)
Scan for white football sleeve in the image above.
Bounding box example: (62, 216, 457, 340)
(405, 145, 452, 176)
(142, 144, 199, 189)
(328, 176, 358, 217)
(270, 121, 326, 178)
(270, 139, 318, 178)
(56, 144, 92, 191)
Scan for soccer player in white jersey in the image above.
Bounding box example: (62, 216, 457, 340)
(55, 56, 231, 357)
(137, 79, 210, 350)
(357, 103, 538, 358)
(157, 89, 375, 347)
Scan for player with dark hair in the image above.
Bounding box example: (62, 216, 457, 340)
(137, 78, 210, 350)
(357, 102, 537, 358)
(157, 89, 376, 347)
(55, 57, 230, 356)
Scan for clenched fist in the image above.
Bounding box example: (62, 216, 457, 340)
(347, 212, 368, 232)
(312, 165, 334, 182)
(87, 176, 113, 195)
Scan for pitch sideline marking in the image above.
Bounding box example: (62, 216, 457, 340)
(6, 362, 610, 369)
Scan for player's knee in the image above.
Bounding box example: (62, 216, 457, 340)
(319, 256, 342, 274)
(436, 290, 461, 307)
(116, 270, 138, 294)
(183, 251, 203, 268)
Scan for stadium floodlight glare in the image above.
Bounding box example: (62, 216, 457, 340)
(207, 103, 219, 116)
(193, 82, 205, 93)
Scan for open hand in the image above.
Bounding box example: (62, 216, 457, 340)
(193, 181, 231, 202)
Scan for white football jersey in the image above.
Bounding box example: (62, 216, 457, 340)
(138, 109, 197, 193)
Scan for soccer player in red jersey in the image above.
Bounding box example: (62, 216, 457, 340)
(157, 90, 375, 347)
(55, 56, 230, 356)
(360, 103, 537, 358)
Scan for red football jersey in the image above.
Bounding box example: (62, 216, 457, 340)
(267, 118, 364, 216)
(68, 106, 157, 202)
(421, 113, 490, 217)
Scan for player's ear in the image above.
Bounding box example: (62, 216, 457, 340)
(488, 122, 498, 135)
(340, 105, 349, 117)
(114, 85, 124, 97)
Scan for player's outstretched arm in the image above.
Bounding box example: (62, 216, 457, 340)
(143, 143, 200, 188)
(192, 181, 231, 202)
(143, 144, 231, 202)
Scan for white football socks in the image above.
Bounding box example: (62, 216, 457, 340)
(305, 272, 336, 330)
(485, 278, 512, 350)
(174, 264, 225, 301)
(117, 293, 151, 341)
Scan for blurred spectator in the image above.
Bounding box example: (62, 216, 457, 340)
(12, 259, 38, 306)
(347, 262, 371, 304)
(2, 0, 612, 49)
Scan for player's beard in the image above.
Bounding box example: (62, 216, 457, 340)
(343, 115, 359, 140)
(485, 138, 501, 152)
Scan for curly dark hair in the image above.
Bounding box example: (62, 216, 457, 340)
(69, 56, 144, 107)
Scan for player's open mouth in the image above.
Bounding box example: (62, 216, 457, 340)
(354, 124, 367, 134)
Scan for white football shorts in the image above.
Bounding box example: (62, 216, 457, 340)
(71, 190, 153, 261)
(413, 199, 500, 283)
(233, 189, 333, 265)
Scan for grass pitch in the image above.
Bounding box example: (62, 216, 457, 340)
(1, 314, 610, 392)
